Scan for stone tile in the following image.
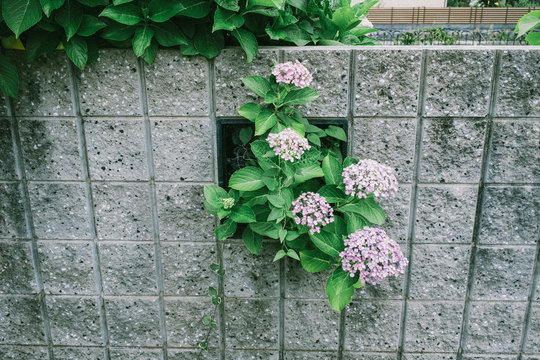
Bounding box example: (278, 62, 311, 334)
(415, 185, 477, 243)
(99, 243, 157, 295)
(378, 184, 411, 243)
(472, 247, 535, 300)
(487, 121, 540, 183)
(462, 356, 518, 360)
(225, 298, 279, 349)
(405, 301, 463, 353)
(10, 52, 72, 117)
(497, 50, 540, 117)
(109, 348, 161, 359)
(285, 257, 330, 299)
(353, 118, 416, 183)
(465, 301, 526, 353)
(0, 295, 45, 344)
(0, 94, 6, 116)
(0, 241, 37, 294)
(105, 297, 161, 347)
(226, 350, 279, 359)
(355, 50, 421, 117)
(145, 51, 209, 116)
(223, 242, 279, 298)
(214, 48, 279, 116)
(409, 244, 470, 300)
(284, 300, 340, 351)
(344, 301, 401, 352)
(420, 119, 486, 183)
(403, 355, 456, 360)
(92, 183, 152, 240)
(29, 182, 90, 239)
(161, 243, 217, 296)
(479, 186, 539, 245)
(38, 241, 96, 295)
(77, 49, 140, 116)
(156, 184, 214, 241)
(284, 351, 337, 360)
(85, 119, 147, 180)
(164, 298, 218, 348)
(424, 50, 494, 117)
(284, 50, 349, 117)
(0, 346, 49, 359)
(151, 119, 213, 181)
(19, 119, 82, 180)
(0, 183, 26, 239)
(54, 347, 106, 360)
(0, 119, 17, 180)
(169, 349, 218, 360)
(46, 296, 101, 345)
(343, 354, 396, 360)
(523, 357, 540, 360)
(525, 303, 540, 353)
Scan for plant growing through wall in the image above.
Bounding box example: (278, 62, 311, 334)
(203, 61, 408, 313)
(515, 10, 540, 44)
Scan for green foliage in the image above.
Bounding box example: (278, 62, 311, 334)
(396, 27, 457, 45)
(515, 10, 540, 44)
(197, 264, 225, 358)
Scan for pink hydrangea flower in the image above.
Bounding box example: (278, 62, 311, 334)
(339, 227, 408, 284)
(272, 60, 313, 88)
(266, 128, 310, 162)
(291, 192, 334, 234)
(342, 159, 398, 199)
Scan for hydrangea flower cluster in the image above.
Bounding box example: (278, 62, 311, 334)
(342, 159, 398, 199)
(340, 227, 408, 284)
(272, 60, 313, 88)
(291, 192, 334, 234)
(266, 128, 311, 162)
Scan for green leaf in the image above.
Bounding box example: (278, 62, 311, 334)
(86, 37, 99, 63)
(331, 7, 357, 30)
(317, 185, 346, 203)
(210, 263, 220, 272)
(142, 41, 159, 65)
(337, 198, 385, 225)
(0, 54, 19, 98)
(77, 0, 108, 5)
(322, 155, 343, 186)
(229, 167, 265, 191)
(177, 0, 211, 18)
(40, 0, 65, 17)
(247, 0, 285, 9)
(344, 212, 369, 234)
(215, 0, 240, 11)
(279, 229, 287, 242)
(232, 28, 258, 63)
(250, 222, 279, 238)
(25, 29, 62, 62)
(273, 249, 286, 262)
(133, 24, 154, 57)
(198, 341, 208, 351)
(78, 15, 106, 37)
(212, 295, 221, 304)
(343, 156, 358, 168)
(525, 31, 540, 45)
(99, 4, 143, 25)
(242, 226, 263, 254)
(294, 163, 324, 183)
(325, 125, 347, 142)
(210, 322, 218, 329)
(230, 205, 256, 223)
(208, 286, 218, 296)
(326, 267, 356, 312)
(287, 249, 300, 260)
(54, 0, 83, 41)
(242, 6, 279, 16)
(353, 278, 363, 288)
(202, 315, 212, 325)
(204, 185, 228, 208)
(148, 0, 184, 22)
(193, 25, 224, 58)
(213, 6, 244, 32)
(64, 35, 87, 70)
(309, 230, 343, 258)
(242, 75, 271, 98)
(100, 22, 135, 41)
(300, 249, 333, 272)
(3, 0, 43, 37)
(239, 127, 253, 145)
(282, 87, 319, 106)
(238, 102, 262, 122)
(516, 11, 540, 37)
(153, 21, 188, 46)
(307, 133, 320, 146)
(215, 219, 237, 240)
(255, 109, 277, 136)
(112, 0, 133, 4)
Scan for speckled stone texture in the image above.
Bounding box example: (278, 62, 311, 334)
(161, 242, 217, 296)
(223, 241, 280, 298)
(285, 351, 337, 360)
(462, 356, 518, 360)
(19, 119, 81, 181)
(46, 296, 101, 345)
(525, 303, 540, 353)
(284, 50, 349, 117)
(38, 241, 95, 295)
(214, 49, 279, 116)
(479, 186, 539, 245)
(225, 350, 280, 359)
(403, 355, 456, 360)
(109, 348, 161, 359)
(156, 184, 214, 241)
(355, 50, 421, 117)
(471, 246, 536, 300)
(377, 184, 411, 243)
(344, 301, 401, 352)
(0, 119, 16, 180)
(285, 257, 330, 299)
(54, 347, 105, 360)
(99, 243, 157, 295)
(85, 119, 147, 180)
(0, 296, 45, 344)
(92, 183, 152, 240)
(342, 354, 396, 360)
(487, 120, 540, 183)
(409, 244, 470, 300)
(151, 119, 213, 182)
(28, 182, 90, 239)
(145, 51, 209, 116)
(225, 298, 279, 349)
(105, 297, 161, 346)
(0, 346, 49, 359)
(420, 118, 486, 183)
(169, 349, 218, 360)
(353, 118, 416, 182)
(284, 300, 340, 351)
(76, 50, 140, 116)
(0, 241, 36, 294)
(415, 185, 477, 243)
(405, 301, 463, 352)
(496, 50, 540, 117)
(9, 52, 73, 117)
(424, 50, 494, 117)
(0, 183, 26, 239)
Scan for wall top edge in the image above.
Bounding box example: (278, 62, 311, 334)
(253, 45, 540, 51)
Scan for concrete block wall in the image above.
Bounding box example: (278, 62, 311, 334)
(0, 46, 538, 360)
